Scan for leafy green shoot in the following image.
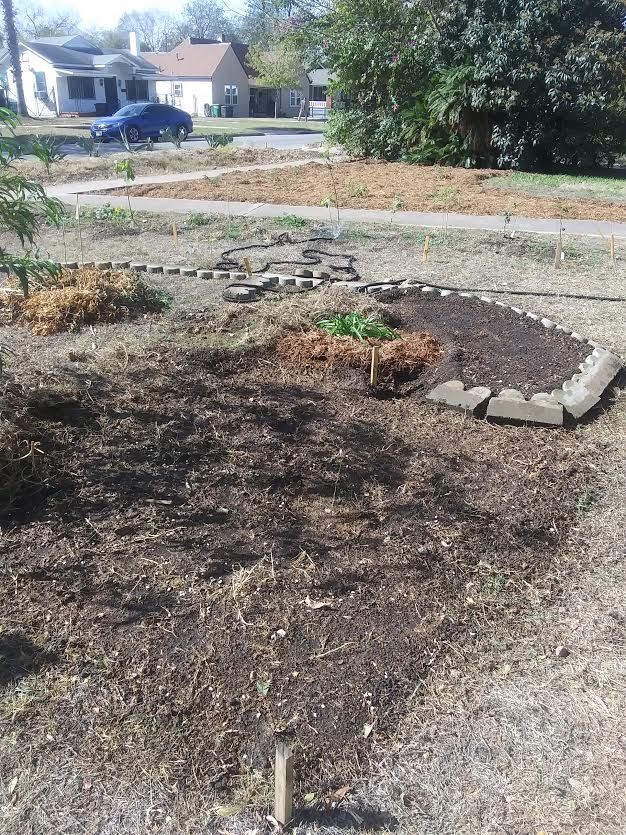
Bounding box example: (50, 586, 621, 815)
(316, 312, 400, 341)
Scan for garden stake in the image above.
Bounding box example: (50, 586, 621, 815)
(611, 234, 616, 263)
(274, 741, 294, 826)
(61, 221, 68, 264)
(243, 257, 253, 277)
(370, 345, 380, 386)
(554, 219, 563, 269)
(422, 235, 431, 263)
(172, 222, 178, 245)
(75, 195, 84, 266)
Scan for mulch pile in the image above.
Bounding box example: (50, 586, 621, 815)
(0, 267, 168, 335)
(276, 328, 442, 381)
(0, 344, 593, 800)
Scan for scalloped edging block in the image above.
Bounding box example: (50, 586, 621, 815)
(487, 389, 563, 426)
(146, 265, 163, 274)
(130, 262, 147, 272)
(223, 285, 259, 302)
(426, 380, 491, 414)
(577, 347, 622, 396)
(550, 382, 600, 419)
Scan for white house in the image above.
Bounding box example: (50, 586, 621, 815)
(143, 37, 327, 119)
(0, 35, 164, 118)
(143, 38, 251, 119)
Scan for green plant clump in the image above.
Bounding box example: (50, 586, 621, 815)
(316, 312, 400, 341)
(86, 203, 131, 222)
(187, 212, 211, 227)
(277, 213, 307, 228)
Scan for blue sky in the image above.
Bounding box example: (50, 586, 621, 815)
(38, 0, 247, 29)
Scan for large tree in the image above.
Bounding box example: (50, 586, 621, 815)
(17, 3, 80, 39)
(181, 0, 237, 40)
(248, 41, 305, 116)
(323, 0, 626, 168)
(1, 0, 26, 116)
(117, 10, 179, 52)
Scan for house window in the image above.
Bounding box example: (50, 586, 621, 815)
(67, 76, 95, 100)
(289, 89, 301, 107)
(224, 85, 238, 105)
(33, 71, 47, 99)
(309, 85, 327, 102)
(173, 82, 183, 97)
(126, 79, 149, 101)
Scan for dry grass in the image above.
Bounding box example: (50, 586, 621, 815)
(341, 391, 626, 835)
(14, 146, 317, 185)
(127, 160, 626, 222)
(276, 328, 442, 378)
(1, 267, 168, 335)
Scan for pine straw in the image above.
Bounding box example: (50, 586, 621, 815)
(0, 267, 167, 336)
(276, 328, 442, 378)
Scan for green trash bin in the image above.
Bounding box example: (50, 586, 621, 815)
(210, 104, 221, 118)
(222, 105, 234, 118)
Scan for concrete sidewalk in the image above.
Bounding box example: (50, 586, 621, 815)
(47, 158, 322, 196)
(61, 190, 626, 239)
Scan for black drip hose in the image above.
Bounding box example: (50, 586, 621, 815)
(216, 233, 626, 304)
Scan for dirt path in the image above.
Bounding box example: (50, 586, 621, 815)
(124, 160, 626, 223)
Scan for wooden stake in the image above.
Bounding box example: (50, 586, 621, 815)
(274, 741, 294, 826)
(172, 222, 178, 245)
(610, 234, 616, 263)
(243, 257, 253, 278)
(422, 235, 431, 263)
(370, 345, 380, 387)
(75, 194, 84, 266)
(553, 239, 561, 269)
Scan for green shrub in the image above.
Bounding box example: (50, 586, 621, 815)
(187, 212, 211, 227)
(277, 213, 307, 228)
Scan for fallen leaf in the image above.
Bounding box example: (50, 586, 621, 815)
(303, 792, 316, 803)
(363, 723, 374, 739)
(6, 775, 18, 796)
(325, 784, 351, 811)
(256, 679, 270, 697)
(215, 804, 243, 817)
(305, 595, 333, 610)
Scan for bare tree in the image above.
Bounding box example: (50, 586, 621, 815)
(1, 0, 26, 116)
(17, 3, 80, 39)
(181, 0, 236, 40)
(118, 10, 179, 52)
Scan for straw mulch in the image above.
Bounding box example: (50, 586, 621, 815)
(276, 328, 442, 379)
(0, 267, 167, 335)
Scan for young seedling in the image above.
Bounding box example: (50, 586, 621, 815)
(554, 218, 564, 269)
(114, 158, 136, 225)
(321, 148, 341, 226)
(422, 235, 431, 262)
(317, 312, 400, 341)
(391, 194, 404, 223)
(321, 196, 335, 227)
(75, 194, 84, 266)
(503, 210, 512, 237)
(29, 134, 66, 173)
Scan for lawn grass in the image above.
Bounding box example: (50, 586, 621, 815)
(495, 170, 626, 201)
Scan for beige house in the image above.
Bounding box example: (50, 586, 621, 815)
(143, 37, 326, 119)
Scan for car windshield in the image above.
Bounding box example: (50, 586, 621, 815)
(112, 104, 146, 118)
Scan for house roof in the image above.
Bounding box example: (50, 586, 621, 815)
(141, 40, 231, 78)
(24, 38, 161, 75)
(308, 69, 330, 86)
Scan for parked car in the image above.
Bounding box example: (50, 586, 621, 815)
(90, 103, 193, 143)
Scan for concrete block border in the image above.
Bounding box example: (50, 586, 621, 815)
(57, 261, 622, 424)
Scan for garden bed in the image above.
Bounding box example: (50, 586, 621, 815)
(1, 341, 591, 803)
(121, 160, 626, 222)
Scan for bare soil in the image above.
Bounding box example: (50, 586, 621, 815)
(0, 340, 592, 803)
(124, 160, 626, 222)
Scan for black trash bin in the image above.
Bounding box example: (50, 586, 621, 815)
(222, 105, 233, 118)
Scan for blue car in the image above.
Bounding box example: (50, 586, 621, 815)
(90, 103, 193, 144)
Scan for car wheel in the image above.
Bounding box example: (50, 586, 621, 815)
(176, 124, 188, 141)
(126, 125, 140, 143)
